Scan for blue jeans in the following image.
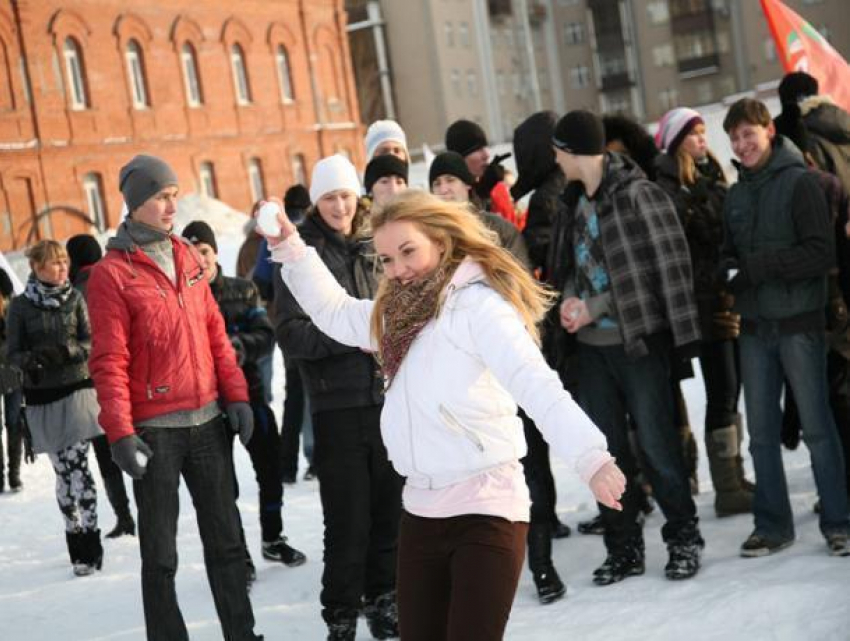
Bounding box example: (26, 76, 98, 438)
(574, 336, 698, 552)
(134, 417, 260, 641)
(739, 329, 850, 540)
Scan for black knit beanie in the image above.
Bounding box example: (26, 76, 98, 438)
(552, 110, 606, 156)
(778, 71, 819, 107)
(364, 155, 409, 194)
(182, 220, 218, 253)
(774, 103, 811, 155)
(119, 154, 179, 213)
(445, 119, 488, 157)
(66, 234, 103, 281)
(429, 151, 475, 187)
(284, 184, 311, 212)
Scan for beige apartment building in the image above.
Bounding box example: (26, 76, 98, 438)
(346, 0, 850, 150)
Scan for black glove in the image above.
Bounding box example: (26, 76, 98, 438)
(475, 153, 511, 199)
(111, 435, 154, 480)
(226, 402, 254, 446)
(231, 336, 246, 367)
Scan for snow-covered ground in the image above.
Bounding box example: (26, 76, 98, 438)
(2, 352, 849, 640)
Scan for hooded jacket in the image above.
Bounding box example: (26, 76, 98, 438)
(549, 152, 701, 359)
(86, 223, 248, 443)
(800, 95, 850, 195)
(276, 240, 611, 491)
(722, 136, 833, 330)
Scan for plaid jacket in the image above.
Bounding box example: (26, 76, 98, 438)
(548, 152, 701, 359)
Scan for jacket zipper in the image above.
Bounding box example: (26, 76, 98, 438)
(146, 339, 153, 399)
(438, 404, 485, 452)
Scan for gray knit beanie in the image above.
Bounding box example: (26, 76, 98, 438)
(119, 155, 179, 212)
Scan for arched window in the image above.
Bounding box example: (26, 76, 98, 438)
(230, 44, 251, 105)
(275, 45, 294, 103)
(125, 39, 150, 108)
(199, 162, 217, 198)
(248, 158, 265, 203)
(180, 42, 203, 106)
(291, 154, 307, 186)
(83, 172, 107, 232)
(63, 37, 89, 109)
(0, 39, 15, 110)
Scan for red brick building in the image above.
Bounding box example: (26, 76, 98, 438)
(0, 0, 363, 250)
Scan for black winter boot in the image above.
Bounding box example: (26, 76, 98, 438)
(533, 566, 566, 604)
(593, 536, 645, 586)
(103, 472, 135, 538)
(67, 529, 103, 577)
(664, 526, 704, 580)
(325, 610, 357, 641)
(363, 591, 399, 639)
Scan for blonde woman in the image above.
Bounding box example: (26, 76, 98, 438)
(259, 190, 625, 641)
(6, 240, 103, 576)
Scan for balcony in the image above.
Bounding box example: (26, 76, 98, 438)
(528, 1, 547, 26)
(488, 0, 512, 18)
(600, 72, 634, 92)
(678, 53, 720, 77)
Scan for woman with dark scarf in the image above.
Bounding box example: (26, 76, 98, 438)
(66, 234, 135, 538)
(6, 240, 104, 576)
(654, 107, 753, 517)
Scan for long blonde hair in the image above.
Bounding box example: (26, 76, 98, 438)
(675, 146, 726, 187)
(368, 190, 555, 347)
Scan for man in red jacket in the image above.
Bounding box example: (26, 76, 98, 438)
(87, 155, 262, 641)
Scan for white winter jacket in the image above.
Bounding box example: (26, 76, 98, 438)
(277, 240, 611, 490)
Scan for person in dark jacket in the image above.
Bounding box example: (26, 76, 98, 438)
(429, 151, 531, 270)
(266, 185, 316, 484)
(654, 108, 754, 518)
(510, 110, 574, 605)
(182, 220, 306, 571)
(549, 110, 704, 584)
(272, 155, 403, 641)
(0, 266, 23, 493)
(445, 119, 518, 226)
(772, 102, 850, 510)
(721, 98, 849, 558)
(775, 71, 850, 196)
(6, 240, 104, 576)
(66, 234, 136, 538)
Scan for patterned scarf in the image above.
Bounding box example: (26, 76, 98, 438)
(24, 273, 73, 310)
(380, 266, 455, 386)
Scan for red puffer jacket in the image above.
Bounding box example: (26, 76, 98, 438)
(87, 235, 248, 443)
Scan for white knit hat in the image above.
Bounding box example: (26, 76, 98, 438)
(364, 120, 408, 161)
(309, 155, 361, 203)
(655, 107, 704, 153)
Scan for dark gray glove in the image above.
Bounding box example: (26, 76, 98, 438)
(226, 402, 254, 446)
(111, 435, 153, 480)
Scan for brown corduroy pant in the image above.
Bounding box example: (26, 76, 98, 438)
(397, 511, 528, 641)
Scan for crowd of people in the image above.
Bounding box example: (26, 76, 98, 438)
(1, 70, 850, 641)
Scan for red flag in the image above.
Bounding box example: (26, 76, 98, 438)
(760, 0, 850, 112)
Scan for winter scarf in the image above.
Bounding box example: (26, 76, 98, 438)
(379, 265, 456, 386)
(24, 273, 73, 310)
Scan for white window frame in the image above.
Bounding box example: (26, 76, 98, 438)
(276, 45, 295, 103)
(63, 37, 88, 109)
(181, 43, 203, 107)
(248, 158, 265, 203)
(231, 44, 252, 106)
(125, 40, 149, 109)
(199, 162, 217, 198)
(83, 173, 106, 232)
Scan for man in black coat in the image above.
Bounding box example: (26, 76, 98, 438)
(182, 220, 306, 571)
